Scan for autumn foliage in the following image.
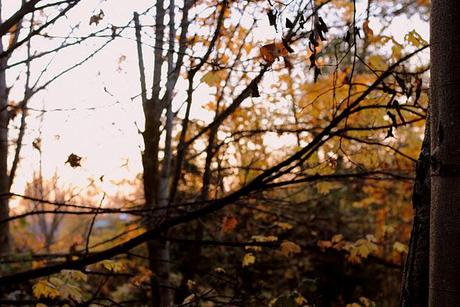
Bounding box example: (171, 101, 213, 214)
(0, 0, 431, 306)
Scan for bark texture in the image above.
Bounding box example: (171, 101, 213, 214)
(0, 1, 10, 255)
(430, 1, 460, 305)
(400, 120, 430, 307)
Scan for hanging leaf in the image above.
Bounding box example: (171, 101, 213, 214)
(299, 15, 306, 28)
(111, 25, 118, 38)
(309, 53, 316, 69)
(391, 100, 406, 124)
(387, 111, 397, 127)
(260, 43, 289, 64)
(344, 30, 351, 45)
(201, 70, 226, 87)
(65, 153, 82, 168)
(250, 82, 260, 97)
(32, 138, 41, 151)
(267, 10, 277, 26)
(414, 78, 422, 105)
(314, 66, 321, 83)
(309, 31, 319, 48)
(317, 29, 326, 41)
(89, 9, 105, 26)
(394, 75, 407, 95)
(318, 17, 329, 33)
(386, 127, 394, 139)
(363, 20, 374, 37)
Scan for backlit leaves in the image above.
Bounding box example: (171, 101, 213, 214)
(33, 280, 59, 299)
(33, 271, 86, 302)
(101, 259, 124, 272)
(201, 69, 226, 87)
(260, 43, 290, 64)
(405, 30, 428, 47)
(242, 253, 256, 267)
(393, 241, 408, 254)
(274, 221, 293, 230)
(280, 240, 301, 257)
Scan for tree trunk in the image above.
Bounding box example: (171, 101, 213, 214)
(135, 2, 173, 304)
(400, 119, 430, 307)
(430, 1, 460, 304)
(0, 1, 10, 255)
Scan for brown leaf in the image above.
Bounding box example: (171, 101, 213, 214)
(65, 153, 82, 168)
(89, 10, 105, 26)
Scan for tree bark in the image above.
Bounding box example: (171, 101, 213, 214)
(400, 119, 430, 307)
(430, 1, 460, 305)
(0, 0, 11, 255)
(135, 2, 173, 304)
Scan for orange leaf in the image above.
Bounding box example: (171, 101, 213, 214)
(260, 43, 289, 63)
(221, 216, 238, 233)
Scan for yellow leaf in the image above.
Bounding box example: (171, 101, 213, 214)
(201, 70, 226, 87)
(295, 294, 307, 305)
(332, 234, 344, 243)
(59, 284, 83, 302)
(242, 253, 256, 267)
(391, 43, 402, 60)
(280, 241, 301, 257)
(61, 270, 87, 282)
(33, 280, 59, 299)
(274, 222, 293, 230)
(251, 235, 278, 242)
(101, 259, 124, 272)
(243, 43, 252, 54)
(368, 55, 386, 71)
(316, 182, 338, 194)
(245, 245, 262, 252)
(393, 241, 409, 254)
(405, 30, 428, 48)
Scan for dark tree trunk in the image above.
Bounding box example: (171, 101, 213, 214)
(400, 120, 430, 307)
(0, 1, 10, 255)
(430, 1, 460, 304)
